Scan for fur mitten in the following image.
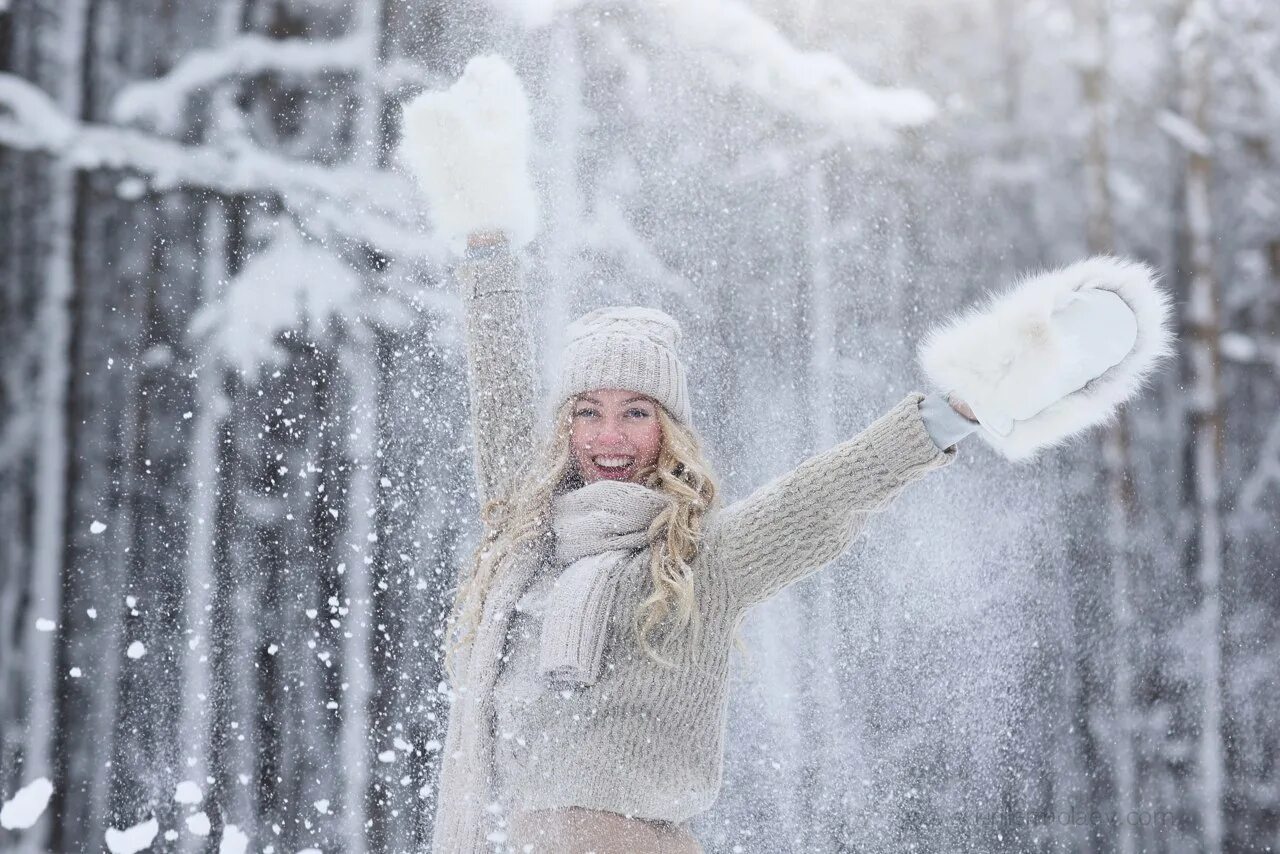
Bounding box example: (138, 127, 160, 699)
(917, 256, 1175, 461)
(396, 55, 539, 254)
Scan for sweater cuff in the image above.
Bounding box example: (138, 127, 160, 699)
(863, 392, 958, 481)
(918, 392, 978, 451)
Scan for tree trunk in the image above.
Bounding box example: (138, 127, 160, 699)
(334, 330, 375, 852)
(177, 0, 248, 846)
(338, 3, 385, 849)
(1076, 1, 1139, 851)
(1177, 1, 1225, 850)
(23, 1, 90, 851)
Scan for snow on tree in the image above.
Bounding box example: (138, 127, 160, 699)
(189, 219, 362, 380)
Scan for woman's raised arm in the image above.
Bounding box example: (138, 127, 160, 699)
(455, 232, 538, 508)
(397, 54, 541, 509)
(702, 393, 956, 612)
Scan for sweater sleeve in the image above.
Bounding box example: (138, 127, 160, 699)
(454, 241, 539, 509)
(704, 392, 956, 612)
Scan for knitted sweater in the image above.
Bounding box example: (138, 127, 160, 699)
(432, 243, 958, 852)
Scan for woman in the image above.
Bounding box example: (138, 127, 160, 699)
(400, 53, 1169, 854)
(429, 227, 983, 854)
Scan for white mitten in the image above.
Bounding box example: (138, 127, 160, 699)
(917, 256, 1174, 461)
(396, 54, 539, 254)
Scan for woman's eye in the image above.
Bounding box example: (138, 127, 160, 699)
(627, 408, 650, 418)
(574, 408, 597, 418)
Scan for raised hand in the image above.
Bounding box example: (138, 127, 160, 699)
(397, 55, 539, 254)
(917, 256, 1174, 461)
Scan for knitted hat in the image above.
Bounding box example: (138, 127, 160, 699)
(553, 306, 692, 427)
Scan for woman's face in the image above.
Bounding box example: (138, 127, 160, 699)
(569, 388, 663, 484)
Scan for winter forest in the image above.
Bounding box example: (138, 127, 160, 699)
(1, 0, 1278, 851)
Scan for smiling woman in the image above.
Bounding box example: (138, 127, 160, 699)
(400, 53, 1168, 854)
(431, 228, 969, 854)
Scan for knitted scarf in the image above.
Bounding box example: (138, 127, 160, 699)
(540, 480, 669, 685)
(431, 479, 669, 853)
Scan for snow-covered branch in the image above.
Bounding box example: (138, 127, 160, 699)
(1156, 108, 1213, 156)
(1241, 52, 1280, 140)
(654, 0, 936, 147)
(0, 74, 76, 148)
(580, 195, 693, 299)
(1218, 333, 1280, 528)
(1234, 410, 1280, 530)
(0, 73, 442, 260)
(111, 33, 444, 132)
(189, 220, 363, 378)
(1220, 331, 1280, 369)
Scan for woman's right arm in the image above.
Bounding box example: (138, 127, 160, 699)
(455, 232, 538, 508)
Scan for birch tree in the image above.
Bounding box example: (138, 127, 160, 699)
(1176, 0, 1226, 850)
(20, 1, 89, 850)
(1075, 2, 1140, 852)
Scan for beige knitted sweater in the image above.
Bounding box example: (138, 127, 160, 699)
(431, 243, 957, 852)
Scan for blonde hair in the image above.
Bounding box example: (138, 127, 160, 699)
(443, 396, 742, 684)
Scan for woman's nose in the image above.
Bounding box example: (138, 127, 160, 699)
(594, 417, 627, 444)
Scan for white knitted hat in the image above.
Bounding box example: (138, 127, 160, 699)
(553, 306, 692, 427)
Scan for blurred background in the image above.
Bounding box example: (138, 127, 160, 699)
(1, 0, 1277, 851)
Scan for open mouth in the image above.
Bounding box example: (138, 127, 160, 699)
(589, 455, 636, 479)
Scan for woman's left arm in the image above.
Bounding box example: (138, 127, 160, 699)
(703, 392, 958, 611)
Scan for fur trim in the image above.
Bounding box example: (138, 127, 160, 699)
(917, 256, 1175, 461)
(396, 55, 539, 253)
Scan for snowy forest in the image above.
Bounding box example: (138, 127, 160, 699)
(1, 0, 1278, 851)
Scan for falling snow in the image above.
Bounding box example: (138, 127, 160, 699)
(173, 781, 203, 804)
(104, 816, 158, 854)
(1, 1, 1276, 853)
(185, 811, 211, 836)
(0, 778, 53, 830)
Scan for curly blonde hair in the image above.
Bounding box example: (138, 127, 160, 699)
(443, 395, 735, 684)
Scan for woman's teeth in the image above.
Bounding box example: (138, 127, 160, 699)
(593, 456, 634, 470)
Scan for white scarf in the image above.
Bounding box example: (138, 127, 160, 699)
(540, 480, 670, 685)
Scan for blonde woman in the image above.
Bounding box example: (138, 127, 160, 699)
(429, 227, 986, 854)
(403, 56, 1170, 854)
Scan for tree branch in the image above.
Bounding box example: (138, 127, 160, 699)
(0, 72, 441, 260)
